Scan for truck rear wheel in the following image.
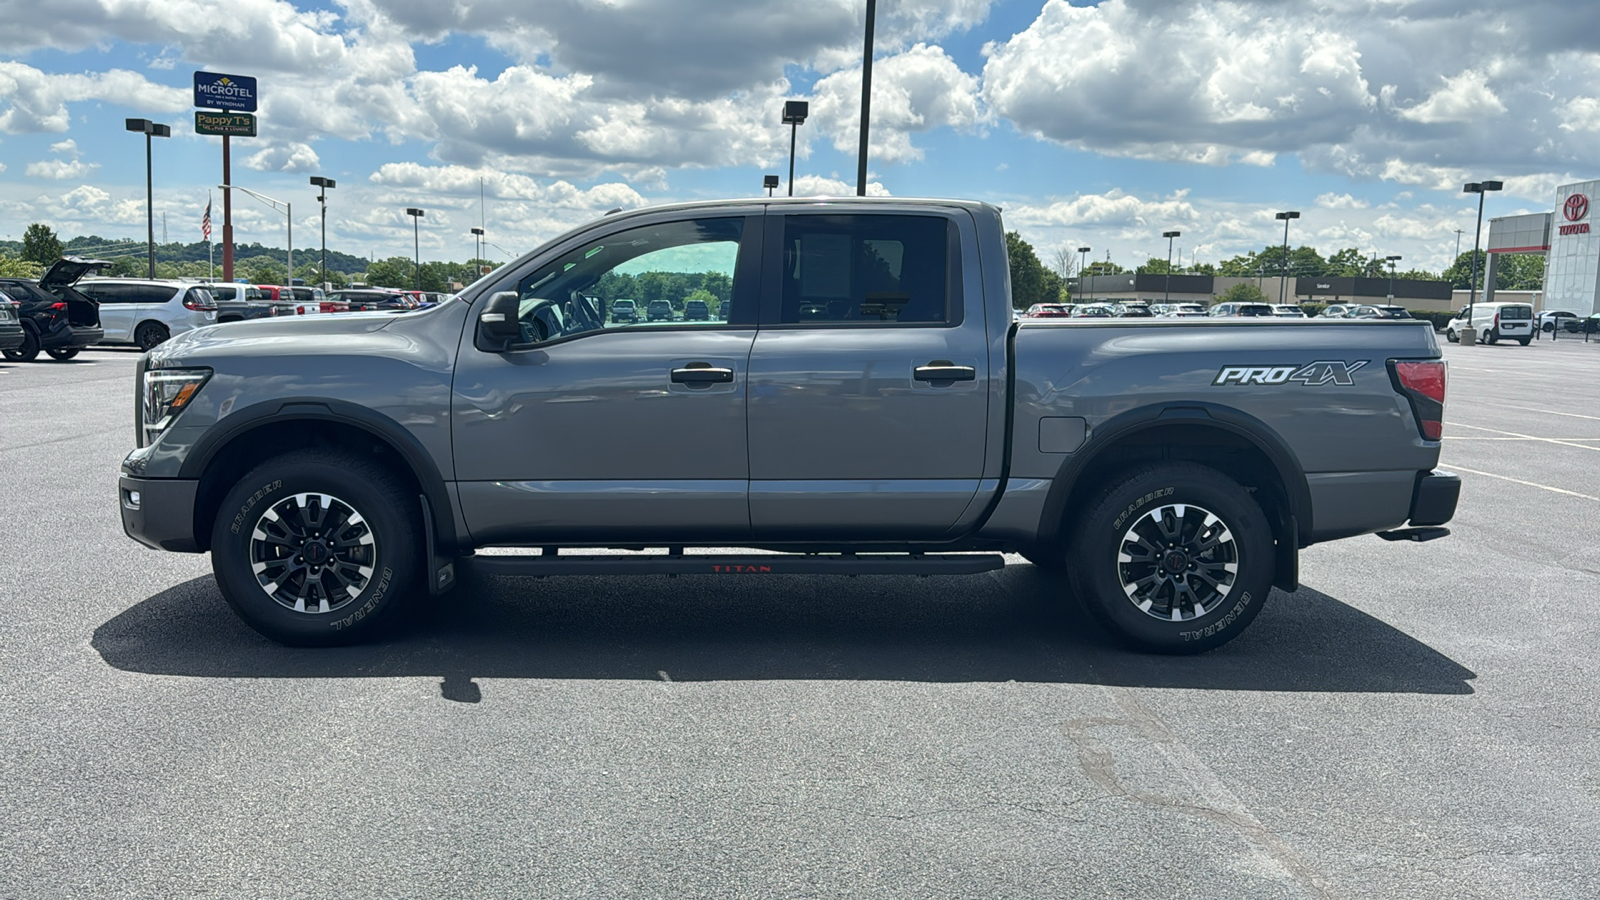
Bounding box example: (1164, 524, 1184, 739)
(209, 449, 423, 646)
(1069, 463, 1273, 654)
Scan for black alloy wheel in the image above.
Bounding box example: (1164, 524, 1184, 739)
(135, 322, 169, 351)
(210, 449, 423, 646)
(1069, 462, 1273, 654)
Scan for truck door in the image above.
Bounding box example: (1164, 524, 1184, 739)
(746, 208, 991, 540)
(451, 210, 762, 545)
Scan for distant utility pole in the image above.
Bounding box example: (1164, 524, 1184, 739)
(1454, 228, 1464, 260)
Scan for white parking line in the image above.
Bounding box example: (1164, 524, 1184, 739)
(1446, 437, 1600, 441)
(1490, 404, 1600, 422)
(1446, 465, 1600, 503)
(1451, 422, 1600, 452)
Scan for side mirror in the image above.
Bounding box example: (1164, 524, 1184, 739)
(476, 291, 522, 351)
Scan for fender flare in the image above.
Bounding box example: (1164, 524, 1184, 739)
(180, 397, 458, 551)
(1036, 401, 1312, 550)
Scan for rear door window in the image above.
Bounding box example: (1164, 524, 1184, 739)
(770, 214, 956, 326)
(1502, 305, 1532, 320)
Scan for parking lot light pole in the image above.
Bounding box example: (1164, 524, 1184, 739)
(406, 208, 425, 290)
(1275, 211, 1300, 304)
(1464, 181, 1502, 329)
(125, 118, 171, 278)
(1162, 230, 1181, 304)
(470, 227, 484, 274)
(309, 176, 335, 289)
(1385, 254, 1402, 301)
(782, 101, 808, 197)
(763, 175, 780, 197)
(1078, 246, 1091, 301)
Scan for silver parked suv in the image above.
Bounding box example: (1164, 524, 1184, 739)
(75, 279, 218, 350)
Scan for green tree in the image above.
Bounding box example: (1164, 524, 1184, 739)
(1140, 257, 1176, 274)
(1083, 260, 1126, 277)
(0, 253, 41, 278)
(1005, 231, 1046, 308)
(21, 223, 63, 266)
(365, 256, 417, 289)
(1325, 248, 1371, 277)
(1218, 282, 1268, 304)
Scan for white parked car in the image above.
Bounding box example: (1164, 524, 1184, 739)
(1272, 304, 1307, 317)
(1444, 302, 1534, 345)
(74, 278, 218, 350)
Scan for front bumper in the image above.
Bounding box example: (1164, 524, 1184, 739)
(0, 323, 22, 351)
(119, 475, 201, 552)
(1408, 470, 1460, 527)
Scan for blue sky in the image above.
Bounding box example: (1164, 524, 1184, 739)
(2, 0, 1598, 274)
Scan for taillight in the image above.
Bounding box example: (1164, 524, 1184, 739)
(183, 297, 216, 311)
(49, 301, 66, 311)
(1391, 360, 1447, 441)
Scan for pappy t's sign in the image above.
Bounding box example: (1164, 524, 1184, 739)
(193, 72, 258, 112)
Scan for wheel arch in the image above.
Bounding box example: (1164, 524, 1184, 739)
(182, 398, 457, 554)
(1036, 403, 1310, 592)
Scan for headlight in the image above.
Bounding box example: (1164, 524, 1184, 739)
(142, 368, 211, 445)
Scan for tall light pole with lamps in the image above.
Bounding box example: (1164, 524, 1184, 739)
(1162, 230, 1181, 305)
(405, 208, 425, 290)
(763, 175, 780, 197)
(1385, 254, 1402, 301)
(1078, 246, 1091, 301)
(1274, 210, 1300, 304)
(470, 227, 484, 274)
(1463, 181, 1502, 330)
(309, 176, 335, 288)
(782, 101, 808, 197)
(125, 118, 171, 278)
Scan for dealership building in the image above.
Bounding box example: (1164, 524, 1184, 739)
(1485, 178, 1600, 317)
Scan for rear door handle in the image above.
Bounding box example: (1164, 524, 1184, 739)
(913, 361, 976, 382)
(671, 363, 735, 384)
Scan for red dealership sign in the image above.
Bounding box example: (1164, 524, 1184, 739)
(1564, 193, 1589, 222)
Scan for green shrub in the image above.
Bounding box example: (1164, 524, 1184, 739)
(1299, 302, 1326, 317)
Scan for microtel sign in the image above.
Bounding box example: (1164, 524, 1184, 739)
(193, 72, 257, 112)
(1559, 193, 1590, 236)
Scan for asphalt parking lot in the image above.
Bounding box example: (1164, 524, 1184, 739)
(2, 337, 1597, 898)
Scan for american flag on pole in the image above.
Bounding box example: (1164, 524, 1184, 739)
(202, 198, 212, 242)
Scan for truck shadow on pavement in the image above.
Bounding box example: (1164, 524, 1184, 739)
(93, 564, 1475, 699)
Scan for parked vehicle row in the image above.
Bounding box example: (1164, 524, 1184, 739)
(1018, 300, 1425, 321)
(0, 257, 107, 361)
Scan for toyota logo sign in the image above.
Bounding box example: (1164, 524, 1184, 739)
(1565, 193, 1589, 222)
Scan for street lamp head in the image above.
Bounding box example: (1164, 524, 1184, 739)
(763, 175, 780, 190)
(781, 100, 809, 125)
(1481, 180, 1503, 192)
(1077, 246, 1091, 253)
(310, 176, 336, 189)
(124, 117, 150, 133)
(405, 207, 425, 218)
(1163, 230, 1181, 238)
(471, 227, 485, 236)
(1274, 210, 1301, 221)
(1385, 254, 1402, 262)
(150, 123, 171, 138)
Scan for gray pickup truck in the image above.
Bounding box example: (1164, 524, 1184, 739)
(119, 197, 1458, 653)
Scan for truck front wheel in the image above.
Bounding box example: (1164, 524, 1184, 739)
(209, 449, 423, 646)
(1069, 463, 1273, 654)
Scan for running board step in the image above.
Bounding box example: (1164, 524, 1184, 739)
(465, 553, 1006, 577)
(1375, 527, 1451, 543)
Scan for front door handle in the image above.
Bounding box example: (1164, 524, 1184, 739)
(913, 361, 976, 382)
(671, 363, 735, 384)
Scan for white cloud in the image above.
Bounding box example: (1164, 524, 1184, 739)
(811, 44, 986, 164)
(980, 0, 1600, 194)
(244, 142, 321, 173)
(791, 174, 890, 197)
(26, 158, 100, 179)
(0, 62, 187, 133)
(1395, 70, 1507, 124)
(1316, 192, 1370, 210)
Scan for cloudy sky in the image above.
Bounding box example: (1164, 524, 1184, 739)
(1, 0, 1596, 273)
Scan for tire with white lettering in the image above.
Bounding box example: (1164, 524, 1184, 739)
(210, 449, 422, 646)
(1068, 463, 1272, 654)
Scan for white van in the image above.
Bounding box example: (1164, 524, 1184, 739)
(1445, 302, 1534, 345)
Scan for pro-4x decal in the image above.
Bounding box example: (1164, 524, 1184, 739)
(1212, 361, 1368, 386)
